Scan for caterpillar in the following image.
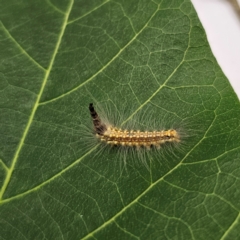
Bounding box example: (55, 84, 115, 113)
(89, 103, 180, 149)
(80, 100, 200, 173)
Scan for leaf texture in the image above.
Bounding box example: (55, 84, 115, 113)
(0, 0, 240, 239)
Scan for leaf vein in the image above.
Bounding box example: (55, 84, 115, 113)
(0, 21, 46, 72)
(0, 0, 74, 201)
(68, 0, 111, 24)
(39, 4, 160, 105)
(220, 213, 240, 240)
(45, 0, 65, 15)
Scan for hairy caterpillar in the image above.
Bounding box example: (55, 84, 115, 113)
(84, 102, 189, 171)
(89, 103, 180, 149)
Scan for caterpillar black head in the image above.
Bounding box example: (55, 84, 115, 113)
(89, 103, 107, 136)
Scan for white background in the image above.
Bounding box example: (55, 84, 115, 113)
(191, 0, 240, 100)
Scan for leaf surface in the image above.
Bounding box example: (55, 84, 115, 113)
(0, 0, 240, 239)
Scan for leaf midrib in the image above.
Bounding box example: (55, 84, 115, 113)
(0, 0, 74, 201)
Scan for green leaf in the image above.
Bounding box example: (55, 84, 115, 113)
(0, 0, 240, 239)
